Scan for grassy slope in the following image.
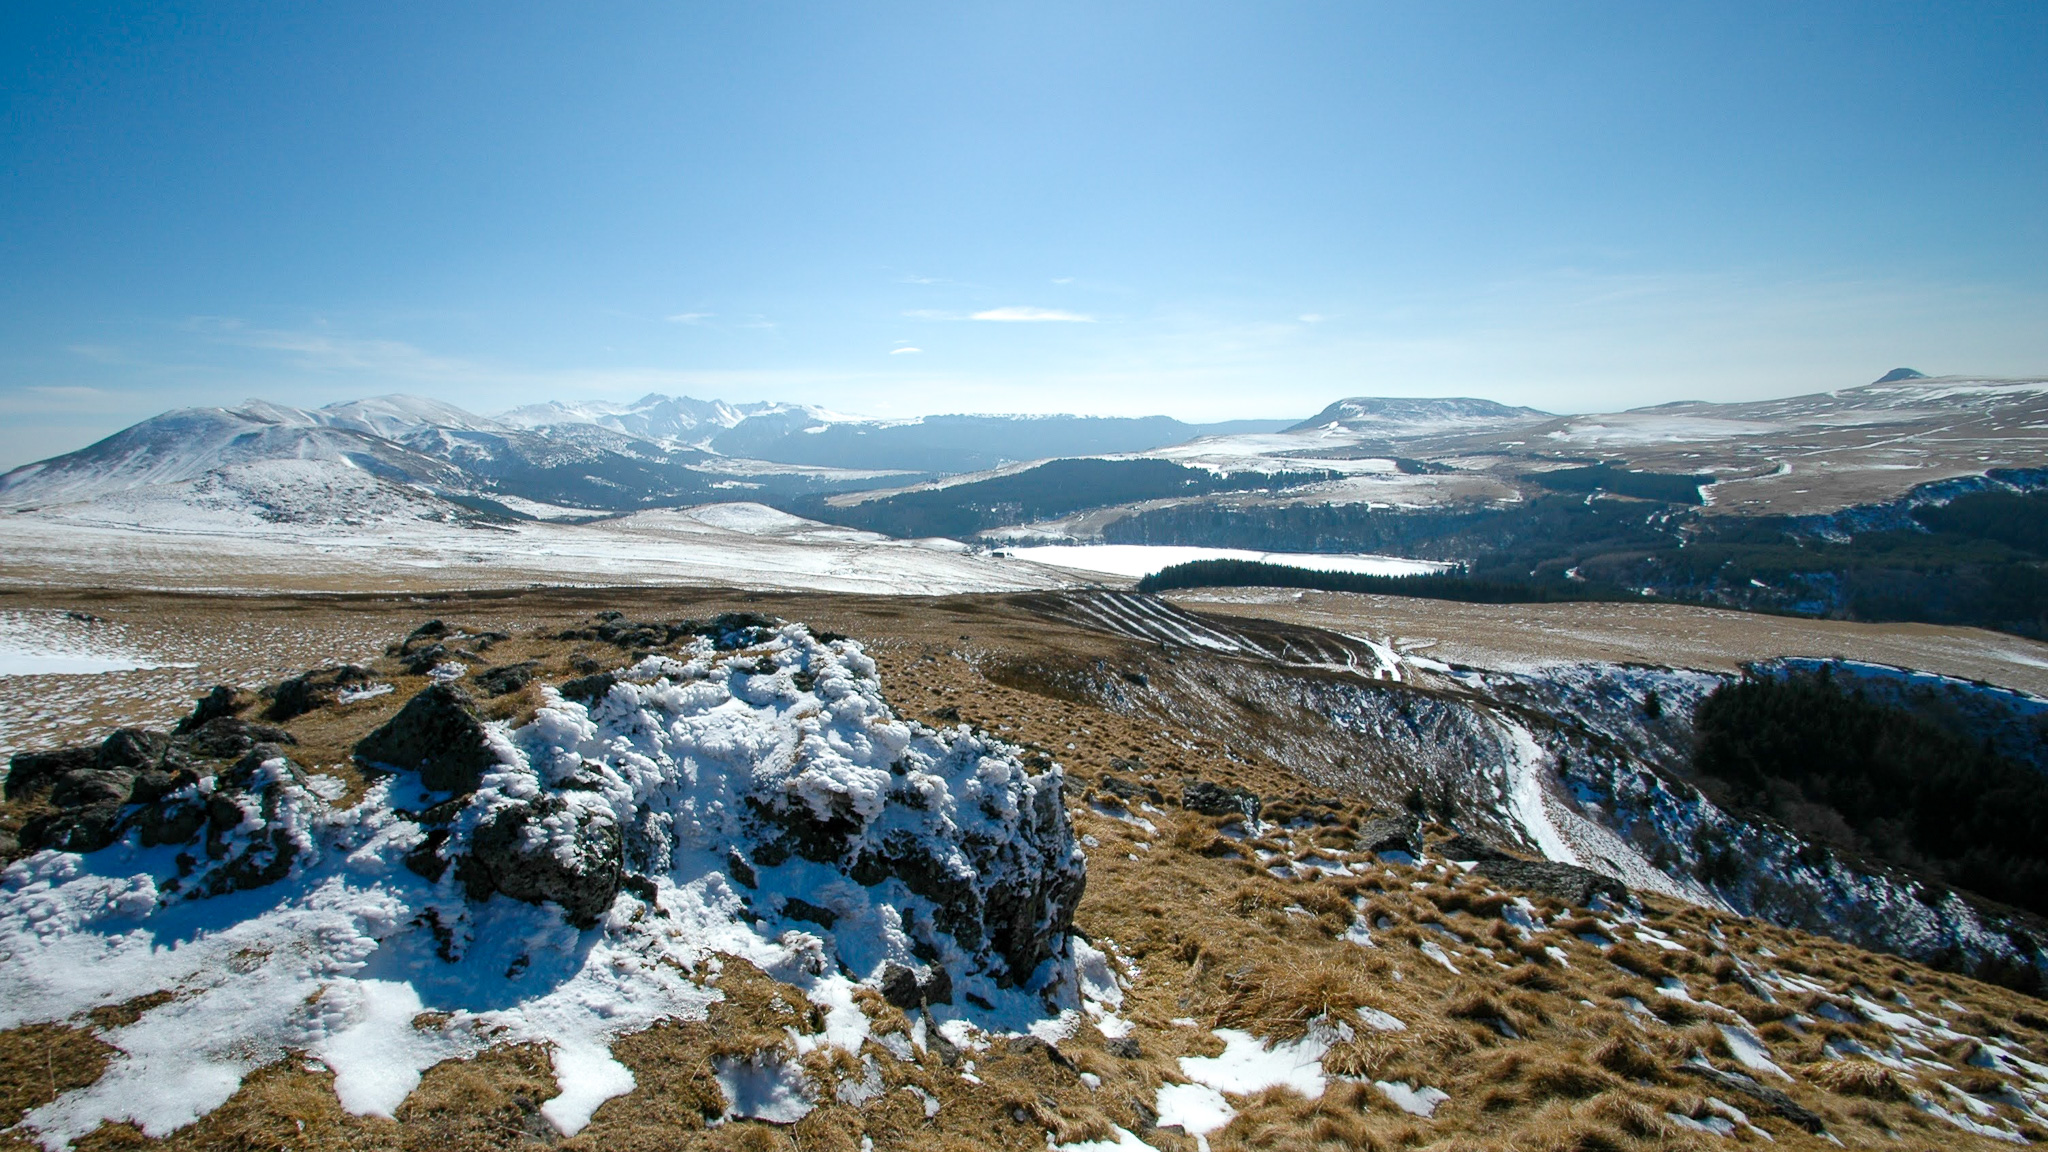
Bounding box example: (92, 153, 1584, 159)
(2, 595, 2045, 1152)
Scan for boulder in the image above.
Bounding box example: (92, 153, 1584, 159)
(97, 728, 170, 771)
(1099, 773, 1164, 805)
(1356, 815, 1423, 856)
(184, 717, 297, 761)
(19, 803, 124, 854)
(400, 644, 449, 676)
(174, 685, 252, 734)
(473, 661, 540, 697)
(557, 672, 617, 706)
(265, 665, 377, 720)
(50, 768, 137, 809)
(1181, 780, 1262, 819)
(353, 683, 499, 793)
(456, 796, 622, 928)
(878, 962, 953, 1009)
(130, 767, 200, 805)
(1471, 858, 1627, 907)
(5, 747, 95, 799)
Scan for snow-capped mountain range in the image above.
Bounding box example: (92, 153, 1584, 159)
(0, 393, 1293, 516)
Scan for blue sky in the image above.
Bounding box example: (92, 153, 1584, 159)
(2, 2, 2044, 467)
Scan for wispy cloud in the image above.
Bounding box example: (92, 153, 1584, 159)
(889, 346, 923, 355)
(665, 312, 713, 324)
(970, 306, 1094, 323)
(1298, 313, 1327, 323)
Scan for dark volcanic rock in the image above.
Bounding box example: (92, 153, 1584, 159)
(1434, 832, 1512, 862)
(20, 803, 125, 854)
(1356, 815, 1422, 856)
(97, 728, 170, 771)
(354, 683, 499, 793)
(174, 685, 252, 734)
(1471, 858, 1627, 907)
(6, 747, 95, 799)
(1181, 780, 1262, 819)
(400, 645, 450, 676)
(879, 962, 953, 1009)
(558, 672, 617, 706)
(130, 767, 200, 805)
(1098, 773, 1164, 805)
(473, 661, 540, 697)
(265, 665, 377, 721)
(184, 717, 297, 761)
(51, 768, 137, 809)
(456, 796, 623, 928)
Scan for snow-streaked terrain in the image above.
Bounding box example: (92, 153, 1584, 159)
(0, 465, 1068, 593)
(0, 613, 193, 678)
(1002, 545, 1449, 581)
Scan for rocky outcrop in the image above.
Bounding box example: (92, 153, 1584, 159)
(456, 795, 623, 928)
(397, 618, 1087, 992)
(264, 664, 377, 720)
(4, 689, 313, 893)
(473, 661, 539, 697)
(1355, 815, 1422, 856)
(1181, 780, 1261, 819)
(353, 683, 500, 793)
(1471, 858, 1628, 906)
(4, 618, 1087, 1010)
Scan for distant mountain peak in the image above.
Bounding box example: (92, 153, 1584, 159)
(1873, 367, 1928, 384)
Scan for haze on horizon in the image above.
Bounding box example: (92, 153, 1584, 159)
(2, 1, 2045, 470)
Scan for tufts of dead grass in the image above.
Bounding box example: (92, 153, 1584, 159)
(1588, 1035, 1662, 1082)
(1808, 1058, 1908, 1101)
(1212, 958, 1379, 1041)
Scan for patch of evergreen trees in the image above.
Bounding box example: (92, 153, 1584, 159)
(1692, 666, 2048, 918)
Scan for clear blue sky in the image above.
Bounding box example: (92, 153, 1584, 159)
(2, 2, 2044, 466)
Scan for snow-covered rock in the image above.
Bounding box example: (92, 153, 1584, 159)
(0, 622, 1087, 1147)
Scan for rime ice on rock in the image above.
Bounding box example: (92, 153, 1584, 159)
(0, 621, 1086, 1147)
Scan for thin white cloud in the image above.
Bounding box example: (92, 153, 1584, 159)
(971, 306, 1094, 323)
(1299, 313, 1327, 323)
(665, 312, 713, 324)
(889, 346, 923, 355)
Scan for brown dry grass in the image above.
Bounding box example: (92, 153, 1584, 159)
(3, 588, 2046, 1152)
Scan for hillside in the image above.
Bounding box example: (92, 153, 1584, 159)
(2, 588, 2046, 1151)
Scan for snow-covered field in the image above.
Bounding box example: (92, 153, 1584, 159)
(0, 613, 193, 678)
(0, 496, 1066, 596)
(1002, 545, 1449, 581)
